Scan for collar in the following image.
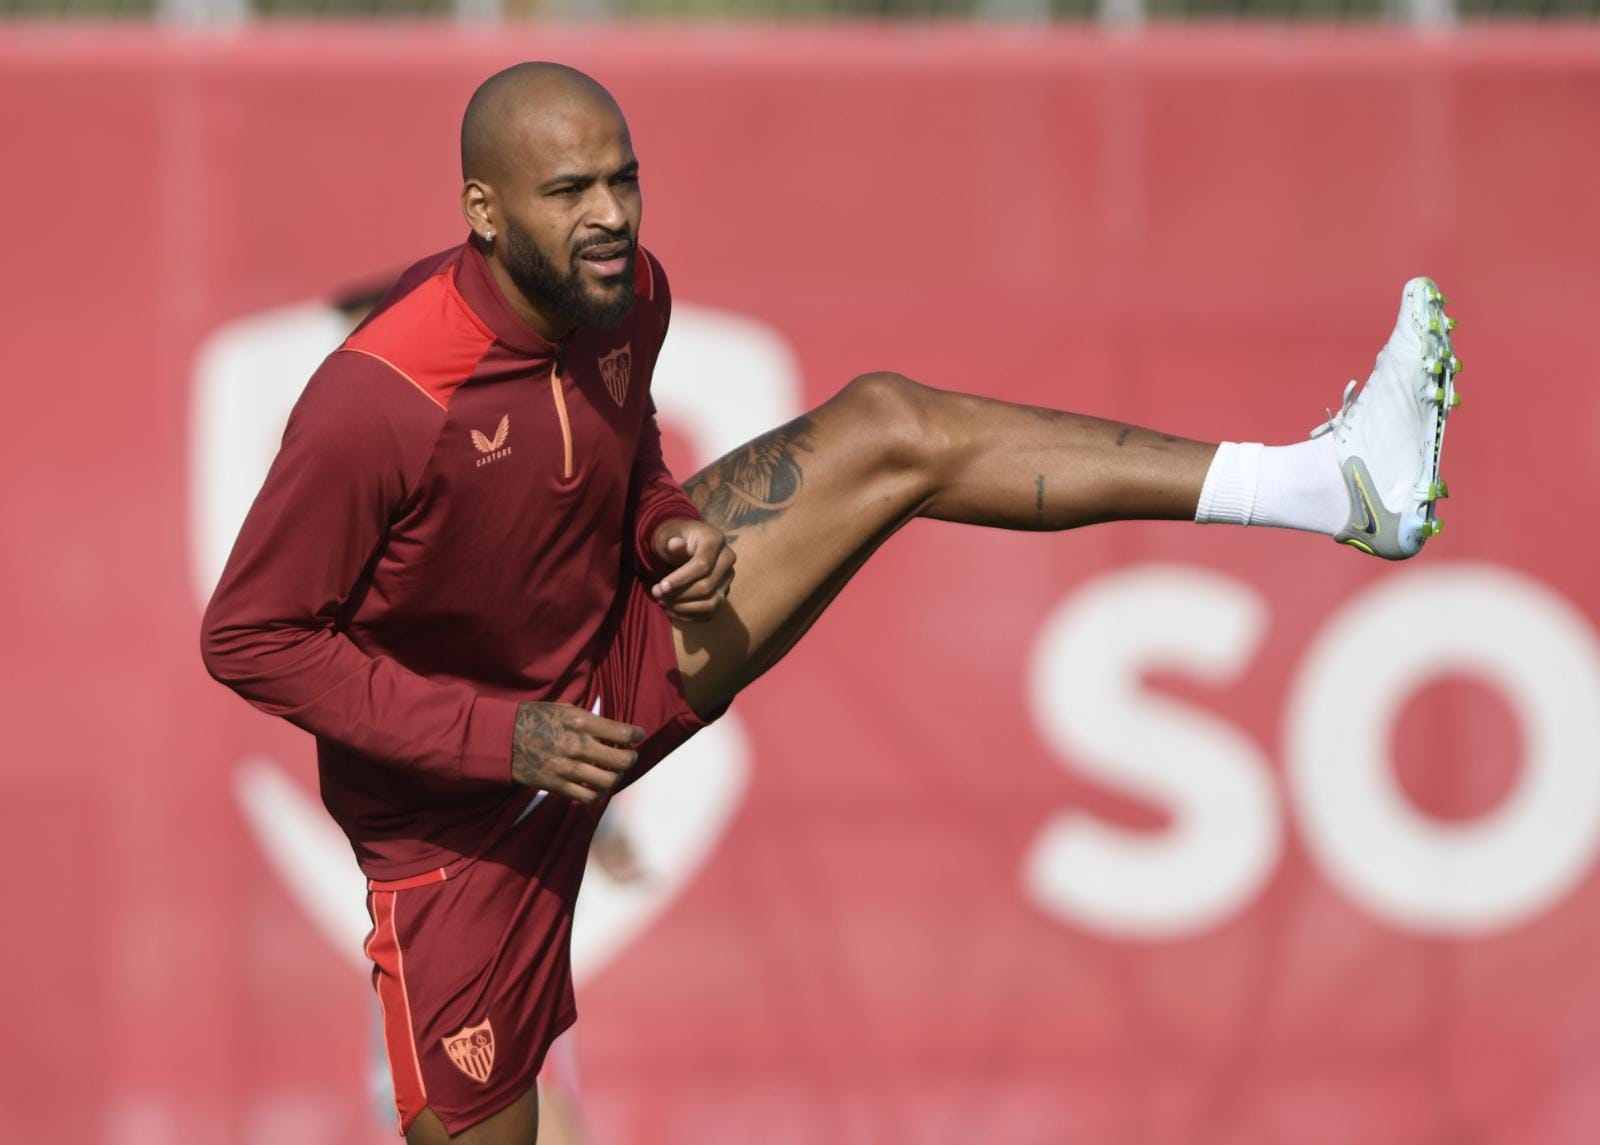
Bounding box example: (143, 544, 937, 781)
(454, 237, 562, 358)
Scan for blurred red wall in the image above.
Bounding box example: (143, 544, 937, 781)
(5, 27, 1600, 1145)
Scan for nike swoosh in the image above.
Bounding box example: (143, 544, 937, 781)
(1351, 468, 1379, 535)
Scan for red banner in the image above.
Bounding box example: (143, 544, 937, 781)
(6, 27, 1600, 1144)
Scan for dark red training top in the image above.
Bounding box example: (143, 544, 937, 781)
(201, 241, 699, 880)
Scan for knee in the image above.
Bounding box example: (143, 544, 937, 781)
(835, 371, 951, 470)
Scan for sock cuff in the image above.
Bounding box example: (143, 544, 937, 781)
(1195, 441, 1263, 526)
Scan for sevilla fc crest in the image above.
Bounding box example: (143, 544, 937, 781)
(442, 1019, 495, 1083)
(598, 343, 632, 407)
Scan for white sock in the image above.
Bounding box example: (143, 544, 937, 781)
(1194, 437, 1348, 536)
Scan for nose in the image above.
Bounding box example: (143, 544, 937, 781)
(587, 184, 627, 234)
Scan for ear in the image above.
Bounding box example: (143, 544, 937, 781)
(461, 179, 495, 241)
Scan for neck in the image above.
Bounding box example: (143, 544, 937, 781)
(484, 253, 574, 342)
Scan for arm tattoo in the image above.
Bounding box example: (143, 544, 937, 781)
(512, 702, 567, 786)
(1035, 474, 1046, 529)
(683, 415, 816, 538)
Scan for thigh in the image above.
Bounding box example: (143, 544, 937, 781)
(406, 1086, 539, 1145)
(673, 377, 935, 717)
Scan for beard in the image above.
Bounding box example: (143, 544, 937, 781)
(500, 216, 636, 332)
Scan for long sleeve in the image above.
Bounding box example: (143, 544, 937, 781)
(629, 250, 703, 581)
(199, 353, 518, 784)
(630, 398, 705, 582)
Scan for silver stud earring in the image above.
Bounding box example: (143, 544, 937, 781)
(483, 230, 495, 243)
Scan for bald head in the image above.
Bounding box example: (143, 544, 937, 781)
(461, 62, 625, 184)
(458, 62, 643, 338)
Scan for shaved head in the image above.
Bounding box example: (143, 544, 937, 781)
(461, 62, 624, 184)
(458, 62, 643, 336)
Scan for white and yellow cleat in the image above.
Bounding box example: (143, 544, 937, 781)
(1312, 277, 1460, 560)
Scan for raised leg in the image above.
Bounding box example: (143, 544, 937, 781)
(672, 372, 1216, 718)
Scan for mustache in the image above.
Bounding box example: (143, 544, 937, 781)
(572, 231, 635, 257)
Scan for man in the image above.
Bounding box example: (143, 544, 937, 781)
(201, 62, 1459, 1145)
(189, 271, 626, 1145)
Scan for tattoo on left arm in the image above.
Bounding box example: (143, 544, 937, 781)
(511, 702, 567, 788)
(1035, 474, 1046, 529)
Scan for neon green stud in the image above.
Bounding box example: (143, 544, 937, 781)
(1446, 316, 1458, 331)
(1429, 480, 1450, 500)
(1440, 294, 1450, 306)
(1428, 317, 1440, 333)
(1450, 356, 1461, 372)
(1422, 519, 1444, 539)
(1430, 360, 1445, 376)
(1434, 386, 1447, 402)
(1450, 390, 1462, 408)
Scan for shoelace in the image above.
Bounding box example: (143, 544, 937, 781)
(1310, 379, 1359, 442)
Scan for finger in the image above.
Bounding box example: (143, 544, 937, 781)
(713, 550, 736, 593)
(650, 536, 693, 599)
(538, 762, 605, 802)
(562, 760, 625, 795)
(655, 542, 721, 598)
(569, 737, 638, 773)
(570, 712, 646, 745)
(666, 598, 723, 622)
(552, 778, 602, 805)
(666, 569, 731, 605)
(668, 549, 738, 604)
(656, 561, 718, 601)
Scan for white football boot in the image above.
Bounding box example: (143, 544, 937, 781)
(1312, 277, 1460, 559)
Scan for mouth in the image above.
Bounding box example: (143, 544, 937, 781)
(576, 240, 633, 280)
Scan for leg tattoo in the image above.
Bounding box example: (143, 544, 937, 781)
(684, 415, 816, 542)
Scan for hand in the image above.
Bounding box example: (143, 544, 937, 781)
(649, 518, 736, 622)
(512, 701, 644, 804)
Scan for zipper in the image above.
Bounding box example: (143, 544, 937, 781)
(549, 353, 574, 480)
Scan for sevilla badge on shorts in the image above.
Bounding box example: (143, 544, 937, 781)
(599, 343, 632, 407)
(442, 1019, 495, 1084)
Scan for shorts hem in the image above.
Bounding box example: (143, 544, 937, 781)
(418, 1008, 579, 1138)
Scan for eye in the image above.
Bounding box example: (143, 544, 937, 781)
(613, 173, 640, 186)
(550, 186, 580, 198)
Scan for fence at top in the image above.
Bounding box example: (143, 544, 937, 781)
(4, 0, 1598, 25)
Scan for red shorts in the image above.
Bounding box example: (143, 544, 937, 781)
(364, 579, 708, 1136)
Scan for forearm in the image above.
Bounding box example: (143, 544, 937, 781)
(631, 401, 702, 578)
(201, 611, 517, 783)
